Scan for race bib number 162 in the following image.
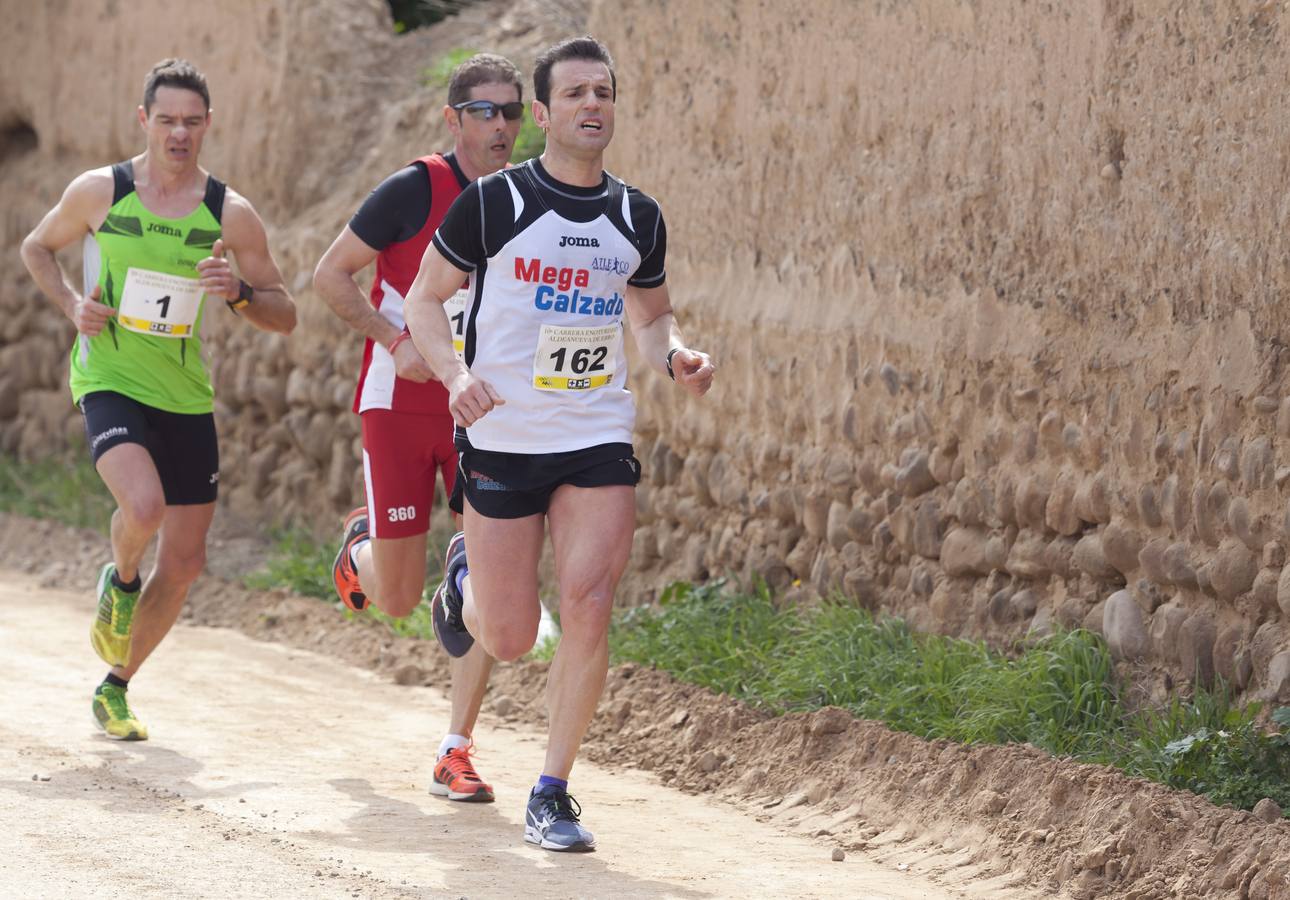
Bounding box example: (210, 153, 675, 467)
(532, 323, 620, 391)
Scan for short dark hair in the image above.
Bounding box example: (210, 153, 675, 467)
(447, 53, 523, 107)
(143, 59, 210, 113)
(533, 36, 616, 107)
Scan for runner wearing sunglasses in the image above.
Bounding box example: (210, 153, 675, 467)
(314, 53, 525, 804)
(405, 36, 715, 852)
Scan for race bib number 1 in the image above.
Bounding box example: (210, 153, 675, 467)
(533, 323, 620, 391)
(117, 268, 202, 338)
(444, 287, 469, 359)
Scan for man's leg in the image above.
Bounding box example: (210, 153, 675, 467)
(542, 484, 634, 780)
(457, 504, 546, 661)
(433, 448, 497, 750)
(90, 499, 213, 740)
(361, 524, 499, 801)
(95, 442, 166, 583)
(447, 645, 494, 736)
(427, 640, 498, 802)
(348, 416, 501, 799)
(114, 500, 216, 681)
(357, 533, 429, 617)
(513, 483, 632, 853)
(89, 442, 165, 671)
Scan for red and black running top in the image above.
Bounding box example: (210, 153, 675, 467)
(350, 152, 469, 415)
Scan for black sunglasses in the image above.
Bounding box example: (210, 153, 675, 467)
(452, 100, 524, 121)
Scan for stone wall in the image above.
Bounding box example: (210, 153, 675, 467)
(5, 0, 1290, 703)
(591, 0, 1290, 705)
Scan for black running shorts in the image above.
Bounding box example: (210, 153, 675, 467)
(79, 390, 220, 505)
(449, 441, 641, 519)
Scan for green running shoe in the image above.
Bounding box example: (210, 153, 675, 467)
(92, 684, 148, 741)
(90, 563, 138, 668)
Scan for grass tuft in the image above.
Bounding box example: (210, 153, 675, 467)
(244, 528, 336, 602)
(0, 454, 115, 534)
(610, 579, 1290, 816)
(422, 46, 477, 89)
(243, 502, 458, 643)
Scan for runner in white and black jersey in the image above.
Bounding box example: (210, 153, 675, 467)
(405, 36, 715, 853)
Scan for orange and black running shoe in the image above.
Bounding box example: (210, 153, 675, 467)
(332, 507, 369, 612)
(430, 745, 495, 803)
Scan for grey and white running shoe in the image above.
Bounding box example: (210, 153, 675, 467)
(524, 786, 596, 852)
(430, 531, 474, 658)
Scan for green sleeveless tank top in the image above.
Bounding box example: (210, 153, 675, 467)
(70, 160, 225, 414)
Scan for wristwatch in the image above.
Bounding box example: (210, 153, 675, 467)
(227, 279, 254, 312)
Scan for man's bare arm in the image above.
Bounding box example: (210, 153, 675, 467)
(405, 244, 473, 383)
(625, 282, 715, 398)
(197, 192, 296, 334)
(20, 169, 118, 333)
(314, 227, 434, 382)
(314, 227, 399, 347)
(405, 243, 503, 425)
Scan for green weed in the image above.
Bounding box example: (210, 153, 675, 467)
(510, 114, 545, 164)
(243, 502, 457, 644)
(393, 1, 473, 35)
(422, 47, 477, 88)
(609, 579, 1290, 817)
(0, 453, 115, 534)
(244, 528, 335, 601)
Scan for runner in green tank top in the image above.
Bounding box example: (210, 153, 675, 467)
(71, 163, 227, 413)
(21, 59, 297, 741)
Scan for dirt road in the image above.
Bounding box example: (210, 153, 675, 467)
(1, 571, 987, 899)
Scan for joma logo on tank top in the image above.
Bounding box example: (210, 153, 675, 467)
(558, 235, 599, 247)
(515, 257, 625, 316)
(146, 222, 183, 237)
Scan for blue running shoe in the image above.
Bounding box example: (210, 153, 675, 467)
(430, 532, 474, 658)
(524, 785, 595, 852)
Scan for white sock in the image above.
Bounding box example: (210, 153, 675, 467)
(349, 537, 370, 568)
(438, 733, 471, 759)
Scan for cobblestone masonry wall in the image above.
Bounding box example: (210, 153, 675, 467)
(592, 0, 1290, 706)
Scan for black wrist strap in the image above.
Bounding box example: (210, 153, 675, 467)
(665, 347, 681, 381)
(227, 280, 253, 313)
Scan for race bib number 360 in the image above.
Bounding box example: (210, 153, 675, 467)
(533, 323, 620, 391)
(118, 268, 202, 338)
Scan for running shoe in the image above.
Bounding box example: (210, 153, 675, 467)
(525, 785, 595, 852)
(90, 562, 138, 667)
(92, 684, 148, 741)
(429, 745, 495, 803)
(332, 507, 369, 612)
(430, 531, 474, 658)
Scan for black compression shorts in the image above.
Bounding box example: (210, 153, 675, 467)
(80, 390, 220, 505)
(449, 441, 641, 519)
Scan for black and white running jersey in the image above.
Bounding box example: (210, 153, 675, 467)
(432, 158, 668, 454)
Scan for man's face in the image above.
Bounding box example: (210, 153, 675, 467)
(449, 81, 522, 176)
(538, 59, 614, 157)
(138, 86, 210, 170)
